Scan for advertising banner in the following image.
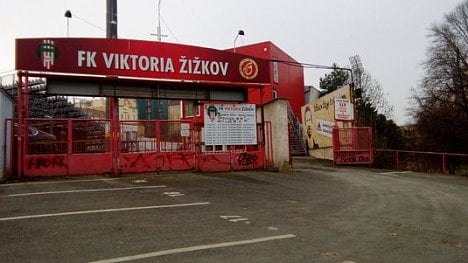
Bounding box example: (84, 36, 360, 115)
(204, 104, 257, 145)
(301, 85, 352, 149)
(16, 38, 270, 84)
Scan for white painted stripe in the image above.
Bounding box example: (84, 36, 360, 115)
(87, 234, 296, 263)
(379, 171, 411, 175)
(0, 177, 135, 187)
(6, 185, 167, 197)
(0, 202, 210, 222)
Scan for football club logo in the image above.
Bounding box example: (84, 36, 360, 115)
(239, 58, 259, 80)
(37, 40, 57, 70)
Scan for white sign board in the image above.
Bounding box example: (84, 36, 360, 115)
(204, 104, 257, 145)
(316, 119, 335, 138)
(334, 98, 354, 121)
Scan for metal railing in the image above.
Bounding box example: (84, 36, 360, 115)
(375, 149, 468, 175)
(287, 102, 307, 155)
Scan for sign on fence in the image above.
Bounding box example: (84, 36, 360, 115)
(334, 98, 354, 121)
(204, 104, 257, 145)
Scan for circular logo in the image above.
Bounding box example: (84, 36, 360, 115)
(239, 58, 259, 80)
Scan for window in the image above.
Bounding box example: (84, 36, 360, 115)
(184, 100, 200, 117)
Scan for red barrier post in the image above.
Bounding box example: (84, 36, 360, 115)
(442, 154, 446, 174)
(16, 72, 23, 180)
(396, 151, 400, 170)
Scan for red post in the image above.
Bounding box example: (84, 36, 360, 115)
(110, 97, 120, 176)
(442, 154, 446, 174)
(23, 74, 29, 155)
(16, 72, 23, 180)
(67, 119, 73, 155)
(156, 120, 161, 152)
(396, 151, 400, 170)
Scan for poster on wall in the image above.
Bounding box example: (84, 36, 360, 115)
(204, 104, 257, 145)
(316, 119, 335, 138)
(301, 85, 352, 150)
(334, 98, 354, 121)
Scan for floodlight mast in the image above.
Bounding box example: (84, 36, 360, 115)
(349, 55, 363, 89)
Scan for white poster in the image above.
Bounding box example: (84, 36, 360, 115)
(334, 98, 354, 121)
(316, 119, 335, 138)
(204, 104, 257, 145)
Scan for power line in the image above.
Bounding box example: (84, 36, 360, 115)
(161, 15, 179, 42)
(72, 13, 105, 32)
(271, 59, 352, 71)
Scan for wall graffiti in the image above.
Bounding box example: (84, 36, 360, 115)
(237, 152, 258, 166)
(154, 153, 193, 171)
(170, 152, 193, 168)
(122, 153, 155, 169)
(27, 155, 68, 170)
(199, 154, 231, 166)
(121, 152, 194, 171)
(335, 151, 371, 164)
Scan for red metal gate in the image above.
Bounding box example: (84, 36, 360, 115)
(20, 118, 113, 177)
(4, 118, 272, 178)
(119, 120, 195, 173)
(332, 127, 374, 165)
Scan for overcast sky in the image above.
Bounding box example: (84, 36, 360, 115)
(0, 0, 462, 125)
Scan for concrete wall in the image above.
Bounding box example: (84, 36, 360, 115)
(0, 92, 14, 181)
(309, 147, 333, 160)
(263, 98, 291, 171)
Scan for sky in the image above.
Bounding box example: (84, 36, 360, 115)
(0, 0, 463, 125)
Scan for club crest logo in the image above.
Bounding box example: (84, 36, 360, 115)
(36, 40, 57, 70)
(239, 58, 259, 80)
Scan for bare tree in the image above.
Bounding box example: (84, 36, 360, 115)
(411, 0, 468, 155)
(359, 70, 394, 119)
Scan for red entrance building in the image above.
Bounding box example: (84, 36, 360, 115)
(7, 38, 305, 178)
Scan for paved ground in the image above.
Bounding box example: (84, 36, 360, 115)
(0, 158, 467, 262)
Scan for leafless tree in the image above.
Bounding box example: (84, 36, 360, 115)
(359, 70, 394, 119)
(411, 0, 468, 155)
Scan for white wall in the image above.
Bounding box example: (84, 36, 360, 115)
(0, 92, 14, 181)
(263, 98, 291, 171)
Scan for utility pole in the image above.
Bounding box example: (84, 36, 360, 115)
(157, 0, 162, 41)
(106, 0, 120, 176)
(106, 0, 118, 38)
(151, 0, 168, 41)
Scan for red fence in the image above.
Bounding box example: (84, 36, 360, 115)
(20, 118, 113, 177)
(332, 127, 374, 165)
(4, 118, 272, 178)
(375, 149, 468, 175)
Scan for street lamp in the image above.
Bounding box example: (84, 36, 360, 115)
(64, 10, 72, 37)
(233, 30, 245, 53)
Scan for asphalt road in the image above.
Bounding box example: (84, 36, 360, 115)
(0, 158, 467, 262)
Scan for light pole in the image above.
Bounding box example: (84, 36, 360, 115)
(233, 30, 245, 53)
(64, 10, 72, 37)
